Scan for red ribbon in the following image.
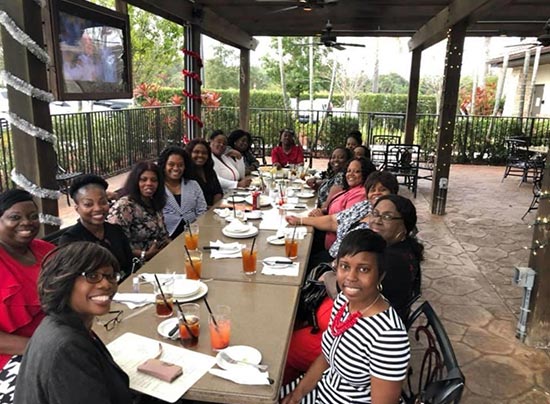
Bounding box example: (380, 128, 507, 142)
(182, 89, 202, 102)
(182, 69, 202, 84)
(181, 48, 204, 127)
(181, 48, 203, 67)
(183, 111, 204, 128)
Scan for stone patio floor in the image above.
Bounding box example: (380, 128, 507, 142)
(57, 163, 550, 403)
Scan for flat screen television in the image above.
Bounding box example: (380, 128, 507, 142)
(47, 0, 132, 100)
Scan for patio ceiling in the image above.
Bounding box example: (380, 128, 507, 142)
(126, 0, 550, 51)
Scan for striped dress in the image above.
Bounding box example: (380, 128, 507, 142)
(286, 293, 410, 403)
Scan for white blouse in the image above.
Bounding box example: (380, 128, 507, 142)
(212, 154, 245, 192)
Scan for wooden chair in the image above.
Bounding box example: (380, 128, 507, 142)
(383, 144, 421, 198)
(402, 301, 465, 404)
(250, 135, 267, 165)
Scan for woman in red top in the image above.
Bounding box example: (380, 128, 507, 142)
(0, 189, 54, 403)
(271, 128, 304, 169)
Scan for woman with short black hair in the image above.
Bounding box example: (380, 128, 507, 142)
(14, 242, 133, 404)
(227, 129, 260, 175)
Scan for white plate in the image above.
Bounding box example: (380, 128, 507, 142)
(176, 281, 208, 302)
(266, 235, 285, 246)
(263, 256, 293, 268)
(216, 346, 262, 370)
(296, 192, 315, 199)
(222, 225, 259, 239)
(245, 211, 262, 220)
(157, 318, 179, 339)
(224, 196, 246, 204)
(173, 279, 201, 298)
(224, 221, 251, 233)
(244, 195, 272, 207)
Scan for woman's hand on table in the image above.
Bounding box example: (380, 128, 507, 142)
(144, 240, 161, 260)
(308, 208, 324, 217)
(237, 178, 252, 188)
(285, 215, 301, 226)
(306, 178, 319, 190)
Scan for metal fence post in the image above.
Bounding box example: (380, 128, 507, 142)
(125, 109, 133, 167)
(155, 108, 161, 156)
(85, 113, 94, 173)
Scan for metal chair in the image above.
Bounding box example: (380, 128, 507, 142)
(56, 165, 83, 206)
(250, 135, 267, 165)
(502, 138, 543, 186)
(522, 171, 544, 220)
(402, 301, 465, 404)
(383, 144, 421, 198)
(370, 135, 402, 168)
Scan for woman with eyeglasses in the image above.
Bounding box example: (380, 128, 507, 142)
(284, 195, 422, 385)
(107, 161, 170, 262)
(210, 130, 251, 192)
(59, 175, 134, 281)
(271, 128, 304, 170)
(14, 242, 132, 404)
(0, 190, 55, 404)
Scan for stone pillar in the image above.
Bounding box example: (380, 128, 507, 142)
(239, 48, 250, 132)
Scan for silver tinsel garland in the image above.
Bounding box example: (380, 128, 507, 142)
(39, 213, 62, 227)
(0, 11, 50, 65)
(1, 71, 55, 103)
(11, 169, 61, 200)
(8, 112, 57, 144)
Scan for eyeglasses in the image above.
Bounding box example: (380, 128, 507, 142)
(370, 210, 403, 222)
(99, 310, 123, 331)
(80, 271, 122, 284)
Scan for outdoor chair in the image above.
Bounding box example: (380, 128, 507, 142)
(250, 135, 267, 165)
(522, 170, 544, 220)
(370, 135, 402, 168)
(502, 138, 544, 186)
(402, 301, 465, 404)
(56, 165, 83, 206)
(382, 144, 421, 198)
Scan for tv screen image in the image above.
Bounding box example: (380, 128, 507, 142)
(48, 0, 132, 100)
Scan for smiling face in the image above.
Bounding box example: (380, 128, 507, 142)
(367, 181, 391, 205)
(164, 153, 185, 182)
(234, 135, 249, 153)
(330, 148, 348, 172)
(210, 134, 227, 157)
(0, 201, 39, 249)
(191, 143, 209, 167)
(346, 136, 360, 150)
(138, 170, 159, 199)
(345, 160, 364, 188)
(70, 265, 118, 327)
(336, 251, 380, 309)
(74, 186, 109, 227)
(368, 199, 407, 244)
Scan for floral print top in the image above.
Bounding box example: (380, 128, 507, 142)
(317, 171, 345, 208)
(328, 199, 372, 258)
(107, 196, 170, 252)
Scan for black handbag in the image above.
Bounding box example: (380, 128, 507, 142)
(296, 262, 334, 334)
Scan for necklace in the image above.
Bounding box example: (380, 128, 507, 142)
(330, 294, 381, 337)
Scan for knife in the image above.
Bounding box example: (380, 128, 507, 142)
(203, 246, 239, 250)
(264, 260, 293, 265)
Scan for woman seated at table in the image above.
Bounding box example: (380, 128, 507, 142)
(227, 129, 260, 175)
(288, 171, 399, 266)
(14, 242, 133, 404)
(345, 130, 363, 151)
(210, 130, 251, 192)
(185, 138, 223, 206)
(281, 229, 410, 404)
(306, 147, 352, 209)
(108, 161, 170, 262)
(0, 190, 54, 404)
(271, 128, 304, 170)
(158, 146, 207, 239)
(60, 175, 134, 281)
(354, 145, 371, 160)
(284, 195, 422, 384)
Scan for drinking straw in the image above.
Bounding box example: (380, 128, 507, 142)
(186, 220, 193, 239)
(174, 300, 197, 341)
(184, 246, 200, 280)
(153, 274, 170, 309)
(250, 236, 257, 255)
(291, 223, 298, 245)
(202, 296, 219, 328)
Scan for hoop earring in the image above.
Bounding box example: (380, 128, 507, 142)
(377, 283, 383, 292)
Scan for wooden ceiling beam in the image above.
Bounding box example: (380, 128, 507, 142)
(408, 0, 514, 51)
(125, 0, 258, 50)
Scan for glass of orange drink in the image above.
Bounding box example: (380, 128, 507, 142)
(241, 247, 257, 275)
(185, 250, 202, 280)
(184, 223, 199, 250)
(209, 305, 231, 350)
(179, 303, 200, 348)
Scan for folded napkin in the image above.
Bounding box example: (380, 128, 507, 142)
(138, 273, 184, 284)
(261, 262, 299, 277)
(113, 293, 155, 309)
(210, 240, 244, 259)
(208, 368, 270, 385)
(276, 226, 308, 240)
(213, 208, 231, 218)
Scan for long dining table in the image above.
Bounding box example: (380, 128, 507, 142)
(94, 185, 317, 403)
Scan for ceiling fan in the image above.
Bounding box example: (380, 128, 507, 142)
(256, 0, 338, 14)
(505, 18, 550, 51)
(537, 18, 550, 46)
(316, 20, 366, 50)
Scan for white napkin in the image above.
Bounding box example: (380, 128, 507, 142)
(210, 240, 244, 259)
(261, 262, 299, 277)
(213, 208, 231, 218)
(208, 368, 271, 385)
(276, 227, 308, 240)
(112, 293, 155, 309)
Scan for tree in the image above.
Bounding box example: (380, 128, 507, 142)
(335, 64, 370, 107)
(260, 37, 331, 100)
(204, 44, 239, 89)
(377, 73, 409, 94)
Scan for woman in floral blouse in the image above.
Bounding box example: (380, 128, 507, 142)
(108, 162, 170, 262)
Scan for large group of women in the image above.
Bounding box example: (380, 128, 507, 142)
(0, 127, 424, 404)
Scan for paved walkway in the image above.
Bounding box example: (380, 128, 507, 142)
(57, 163, 550, 402)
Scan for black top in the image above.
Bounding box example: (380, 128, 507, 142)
(14, 314, 133, 404)
(190, 170, 223, 206)
(60, 221, 135, 280)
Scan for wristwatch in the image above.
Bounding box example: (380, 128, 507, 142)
(140, 250, 146, 261)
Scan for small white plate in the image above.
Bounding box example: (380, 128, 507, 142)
(245, 211, 262, 220)
(263, 256, 293, 268)
(225, 196, 246, 204)
(216, 345, 262, 370)
(157, 318, 179, 339)
(173, 279, 201, 298)
(222, 226, 259, 239)
(296, 192, 315, 199)
(266, 235, 285, 246)
(176, 281, 209, 302)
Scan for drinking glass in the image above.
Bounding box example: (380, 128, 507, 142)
(153, 277, 174, 318)
(185, 223, 200, 250)
(241, 247, 257, 275)
(179, 303, 200, 348)
(209, 305, 231, 350)
(185, 250, 202, 280)
(284, 232, 299, 259)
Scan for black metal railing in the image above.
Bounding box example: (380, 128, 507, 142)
(0, 107, 548, 193)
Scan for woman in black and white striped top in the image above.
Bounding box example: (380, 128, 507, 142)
(281, 229, 410, 404)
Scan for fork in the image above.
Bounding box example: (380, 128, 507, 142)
(219, 351, 268, 371)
